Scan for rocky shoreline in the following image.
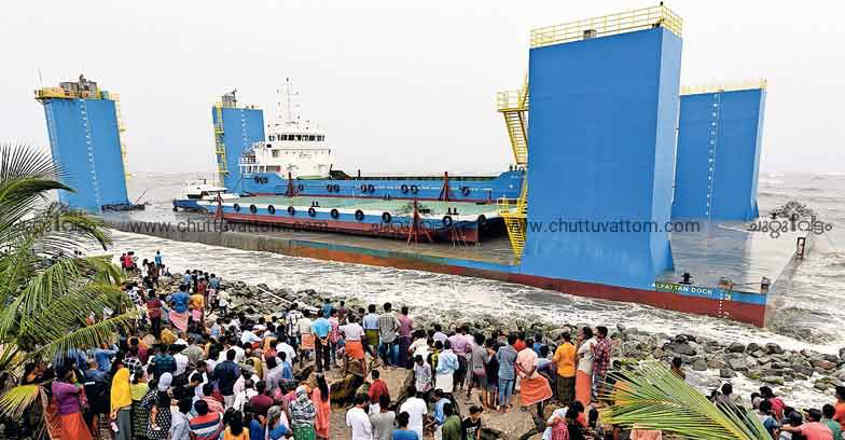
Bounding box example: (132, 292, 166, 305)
(198, 276, 845, 405)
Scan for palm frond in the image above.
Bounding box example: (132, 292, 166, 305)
(16, 282, 130, 352)
(600, 361, 770, 440)
(25, 311, 138, 363)
(0, 384, 41, 418)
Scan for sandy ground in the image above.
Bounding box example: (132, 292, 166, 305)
(322, 362, 539, 440)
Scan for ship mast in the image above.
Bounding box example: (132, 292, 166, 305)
(276, 77, 300, 125)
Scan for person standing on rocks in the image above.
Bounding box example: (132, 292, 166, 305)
(495, 334, 518, 413)
(286, 304, 304, 354)
(363, 305, 380, 358)
(516, 338, 553, 419)
(341, 315, 367, 377)
(552, 332, 576, 405)
(436, 340, 460, 394)
(311, 312, 332, 373)
(591, 326, 611, 401)
(466, 333, 488, 403)
(575, 327, 596, 408)
(397, 306, 414, 369)
(377, 303, 401, 367)
(298, 310, 316, 369)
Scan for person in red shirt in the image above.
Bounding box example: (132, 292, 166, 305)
(145, 291, 163, 339)
(248, 381, 274, 416)
(834, 386, 845, 432)
(513, 333, 527, 352)
(781, 408, 833, 440)
(367, 369, 390, 405)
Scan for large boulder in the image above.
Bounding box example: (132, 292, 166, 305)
(762, 375, 785, 385)
(727, 342, 746, 353)
(727, 356, 749, 371)
(765, 343, 784, 355)
(664, 342, 697, 356)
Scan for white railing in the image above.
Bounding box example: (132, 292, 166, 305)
(530, 4, 683, 49)
(681, 78, 768, 96)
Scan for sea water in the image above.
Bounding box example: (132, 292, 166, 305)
(109, 171, 845, 407)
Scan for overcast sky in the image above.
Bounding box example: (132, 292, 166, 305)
(2, 1, 843, 176)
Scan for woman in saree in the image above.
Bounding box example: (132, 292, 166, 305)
(311, 375, 331, 439)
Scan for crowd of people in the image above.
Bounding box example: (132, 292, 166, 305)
(11, 249, 845, 440)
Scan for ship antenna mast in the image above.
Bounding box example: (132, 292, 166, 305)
(277, 77, 300, 124)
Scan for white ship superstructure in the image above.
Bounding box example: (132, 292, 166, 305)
(240, 78, 333, 179)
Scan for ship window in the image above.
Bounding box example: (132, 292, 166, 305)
(308, 135, 315, 141)
(269, 135, 275, 141)
(281, 135, 288, 140)
(296, 135, 302, 141)
(272, 150, 280, 158)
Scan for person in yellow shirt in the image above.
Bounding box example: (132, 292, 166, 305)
(189, 292, 205, 325)
(552, 332, 576, 405)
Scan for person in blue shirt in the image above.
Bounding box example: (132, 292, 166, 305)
(265, 405, 291, 440)
(321, 299, 333, 319)
(435, 341, 460, 393)
(279, 352, 294, 382)
(154, 250, 163, 267)
(168, 284, 190, 314)
(432, 389, 449, 426)
(312, 315, 332, 372)
(93, 343, 118, 372)
(496, 334, 518, 411)
(392, 411, 419, 440)
(183, 270, 192, 286)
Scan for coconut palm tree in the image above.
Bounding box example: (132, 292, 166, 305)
(0, 143, 136, 420)
(600, 360, 771, 440)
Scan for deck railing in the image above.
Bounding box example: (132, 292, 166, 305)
(681, 78, 768, 95)
(530, 4, 683, 49)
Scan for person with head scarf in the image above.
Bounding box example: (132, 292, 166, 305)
(130, 368, 151, 440)
(265, 405, 292, 440)
(289, 386, 317, 440)
(111, 360, 133, 440)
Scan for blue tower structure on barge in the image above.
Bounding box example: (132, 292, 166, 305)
(672, 81, 767, 220)
(518, 6, 683, 289)
(35, 75, 132, 212)
(212, 90, 265, 191)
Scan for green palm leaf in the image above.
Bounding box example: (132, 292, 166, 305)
(0, 384, 41, 418)
(600, 361, 770, 440)
(26, 311, 138, 363)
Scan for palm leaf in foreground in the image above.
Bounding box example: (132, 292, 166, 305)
(600, 361, 769, 440)
(0, 384, 40, 418)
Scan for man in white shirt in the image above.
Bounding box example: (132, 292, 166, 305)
(240, 328, 262, 346)
(346, 394, 373, 440)
(297, 310, 314, 368)
(173, 348, 189, 377)
(217, 339, 245, 364)
(275, 340, 297, 365)
(398, 387, 427, 440)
